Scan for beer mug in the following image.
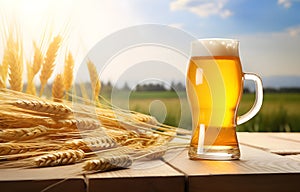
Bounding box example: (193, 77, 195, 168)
(186, 38, 263, 160)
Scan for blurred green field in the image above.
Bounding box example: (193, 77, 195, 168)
(108, 91, 300, 132)
(238, 93, 300, 132)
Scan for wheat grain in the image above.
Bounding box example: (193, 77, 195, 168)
(10, 99, 72, 116)
(63, 52, 74, 92)
(83, 155, 132, 172)
(39, 35, 62, 96)
(34, 149, 85, 167)
(87, 60, 101, 101)
(52, 74, 65, 102)
(0, 125, 49, 141)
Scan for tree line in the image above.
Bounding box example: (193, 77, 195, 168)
(101, 82, 300, 93)
(100, 81, 186, 92)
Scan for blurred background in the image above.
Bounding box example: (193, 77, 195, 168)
(1, 0, 300, 131)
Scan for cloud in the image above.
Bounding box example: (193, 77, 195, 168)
(235, 27, 300, 77)
(168, 23, 184, 29)
(278, 0, 292, 8)
(170, 0, 233, 19)
(287, 26, 300, 37)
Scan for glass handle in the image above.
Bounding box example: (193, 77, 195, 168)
(237, 73, 263, 125)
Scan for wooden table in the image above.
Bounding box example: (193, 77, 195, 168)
(1, 133, 300, 192)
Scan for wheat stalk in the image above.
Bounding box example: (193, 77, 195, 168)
(133, 113, 158, 125)
(105, 128, 139, 145)
(64, 139, 88, 150)
(1, 45, 10, 85)
(26, 61, 36, 95)
(0, 143, 62, 155)
(0, 21, 189, 173)
(39, 35, 62, 96)
(83, 155, 132, 172)
(0, 107, 57, 128)
(34, 149, 85, 167)
(64, 135, 117, 152)
(8, 34, 23, 92)
(9, 99, 72, 116)
(32, 41, 43, 76)
(0, 76, 4, 88)
(63, 51, 74, 94)
(52, 74, 65, 102)
(87, 60, 101, 102)
(26, 42, 44, 95)
(54, 118, 100, 129)
(0, 125, 50, 141)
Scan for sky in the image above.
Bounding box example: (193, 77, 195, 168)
(0, 0, 300, 87)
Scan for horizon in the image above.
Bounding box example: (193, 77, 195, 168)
(0, 0, 300, 87)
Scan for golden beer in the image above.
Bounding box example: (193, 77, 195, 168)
(187, 39, 263, 160)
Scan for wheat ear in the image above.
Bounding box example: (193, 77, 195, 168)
(34, 149, 85, 167)
(26, 61, 36, 95)
(87, 60, 101, 102)
(64, 136, 117, 152)
(39, 35, 62, 96)
(26, 42, 43, 95)
(1, 45, 10, 85)
(0, 76, 5, 88)
(63, 52, 74, 95)
(9, 99, 72, 116)
(0, 143, 62, 155)
(32, 41, 43, 76)
(83, 155, 132, 172)
(53, 118, 99, 129)
(52, 74, 65, 102)
(0, 125, 50, 141)
(8, 34, 23, 92)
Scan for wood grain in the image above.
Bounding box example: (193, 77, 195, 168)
(166, 144, 300, 192)
(267, 132, 300, 143)
(0, 133, 300, 192)
(86, 159, 185, 192)
(286, 154, 300, 162)
(237, 132, 300, 155)
(0, 164, 85, 192)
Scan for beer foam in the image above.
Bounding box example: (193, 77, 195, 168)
(191, 38, 239, 57)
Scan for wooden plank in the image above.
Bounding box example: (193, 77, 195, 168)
(86, 159, 185, 192)
(237, 132, 300, 154)
(0, 164, 85, 192)
(267, 133, 300, 143)
(188, 174, 300, 192)
(167, 145, 300, 192)
(286, 154, 300, 162)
